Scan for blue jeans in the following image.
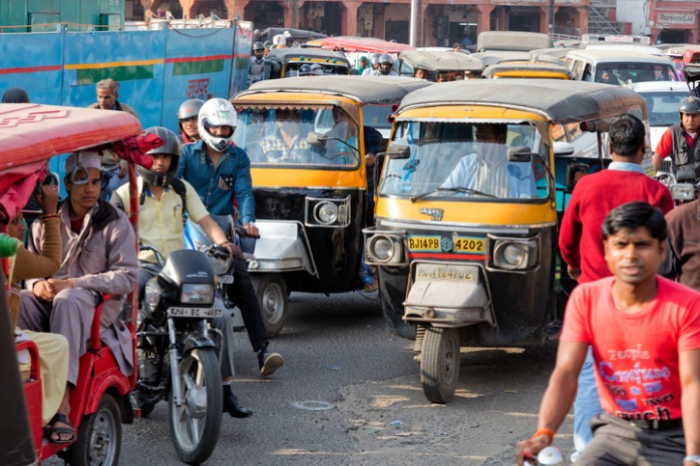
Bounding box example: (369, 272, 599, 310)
(572, 349, 604, 461)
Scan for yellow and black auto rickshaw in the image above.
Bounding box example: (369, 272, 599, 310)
(263, 48, 351, 80)
(363, 79, 649, 403)
(231, 75, 432, 336)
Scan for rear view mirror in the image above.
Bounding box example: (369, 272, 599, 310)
(380, 144, 410, 159)
(553, 142, 575, 157)
(307, 132, 326, 146)
(507, 146, 532, 162)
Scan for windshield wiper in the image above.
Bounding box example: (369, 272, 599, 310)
(410, 187, 497, 203)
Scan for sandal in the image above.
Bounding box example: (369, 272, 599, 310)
(45, 413, 76, 444)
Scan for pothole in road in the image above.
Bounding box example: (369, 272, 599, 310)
(291, 400, 336, 411)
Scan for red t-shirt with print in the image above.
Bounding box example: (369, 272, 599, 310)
(561, 276, 700, 421)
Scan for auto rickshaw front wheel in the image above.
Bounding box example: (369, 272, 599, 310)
(251, 273, 289, 338)
(420, 327, 461, 404)
(68, 393, 122, 466)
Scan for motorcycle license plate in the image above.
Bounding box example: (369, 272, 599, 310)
(219, 275, 234, 284)
(671, 184, 694, 201)
(167, 307, 223, 318)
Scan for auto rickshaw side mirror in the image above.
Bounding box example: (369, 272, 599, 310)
(553, 142, 575, 157)
(306, 132, 327, 146)
(379, 144, 410, 160)
(507, 146, 532, 162)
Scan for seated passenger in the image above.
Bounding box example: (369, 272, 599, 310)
(441, 124, 537, 198)
(5, 184, 71, 442)
(260, 108, 315, 163)
(111, 127, 253, 418)
(19, 152, 138, 443)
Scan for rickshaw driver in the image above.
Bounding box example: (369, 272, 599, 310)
(18, 151, 138, 444)
(112, 126, 253, 418)
(324, 107, 359, 165)
(260, 108, 317, 163)
(441, 123, 537, 198)
(652, 97, 700, 176)
(178, 98, 284, 377)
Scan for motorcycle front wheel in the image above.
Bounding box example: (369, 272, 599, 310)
(168, 348, 223, 465)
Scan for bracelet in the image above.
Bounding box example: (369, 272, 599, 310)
(531, 428, 555, 443)
(42, 213, 59, 220)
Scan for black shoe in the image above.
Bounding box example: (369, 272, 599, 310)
(258, 350, 284, 376)
(223, 393, 253, 418)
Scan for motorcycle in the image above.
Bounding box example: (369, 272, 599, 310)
(655, 166, 698, 205)
(133, 244, 233, 465)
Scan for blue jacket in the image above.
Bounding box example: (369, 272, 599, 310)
(177, 141, 256, 224)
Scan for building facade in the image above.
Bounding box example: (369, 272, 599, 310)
(130, 0, 590, 46)
(616, 0, 699, 44)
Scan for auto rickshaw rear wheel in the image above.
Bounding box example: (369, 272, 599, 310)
(68, 393, 122, 466)
(420, 327, 460, 404)
(251, 273, 289, 338)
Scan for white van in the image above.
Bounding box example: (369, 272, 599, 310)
(565, 49, 680, 84)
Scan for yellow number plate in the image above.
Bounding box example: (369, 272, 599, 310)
(454, 237, 486, 254)
(407, 235, 441, 252)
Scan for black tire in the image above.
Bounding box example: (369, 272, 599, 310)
(251, 274, 288, 338)
(168, 348, 223, 465)
(378, 267, 415, 340)
(420, 327, 460, 404)
(69, 393, 122, 466)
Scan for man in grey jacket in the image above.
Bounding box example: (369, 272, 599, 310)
(19, 151, 138, 442)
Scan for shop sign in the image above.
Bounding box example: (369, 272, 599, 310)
(657, 12, 696, 26)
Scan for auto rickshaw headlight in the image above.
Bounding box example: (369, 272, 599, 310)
(315, 201, 339, 224)
(492, 239, 537, 271)
(369, 235, 395, 263)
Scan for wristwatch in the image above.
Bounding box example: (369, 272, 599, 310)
(684, 455, 700, 465)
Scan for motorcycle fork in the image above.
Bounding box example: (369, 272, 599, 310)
(168, 318, 184, 406)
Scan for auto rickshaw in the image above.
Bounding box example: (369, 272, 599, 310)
(0, 103, 144, 464)
(262, 48, 351, 80)
(231, 75, 432, 336)
(397, 50, 484, 81)
(364, 79, 648, 403)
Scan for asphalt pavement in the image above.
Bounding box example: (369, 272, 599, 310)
(47, 291, 566, 466)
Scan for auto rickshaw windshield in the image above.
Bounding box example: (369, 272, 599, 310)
(233, 106, 360, 168)
(380, 120, 551, 201)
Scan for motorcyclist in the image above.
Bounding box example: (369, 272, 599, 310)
(176, 98, 204, 144)
(374, 54, 398, 76)
(248, 41, 265, 86)
(652, 96, 700, 178)
(178, 98, 285, 377)
(111, 126, 253, 418)
(362, 53, 380, 76)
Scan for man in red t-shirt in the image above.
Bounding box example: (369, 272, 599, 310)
(516, 202, 700, 466)
(559, 114, 675, 459)
(652, 96, 700, 174)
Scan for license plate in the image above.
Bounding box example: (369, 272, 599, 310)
(167, 307, 222, 319)
(671, 184, 694, 201)
(453, 237, 486, 254)
(407, 235, 441, 252)
(219, 275, 234, 284)
(414, 263, 478, 282)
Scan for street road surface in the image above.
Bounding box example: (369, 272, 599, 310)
(48, 291, 567, 466)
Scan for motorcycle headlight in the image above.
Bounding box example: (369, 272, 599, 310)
(314, 201, 339, 225)
(208, 253, 232, 276)
(181, 284, 215, 304)
(144, 277, 162, 311)
(370, 235, 394, 263)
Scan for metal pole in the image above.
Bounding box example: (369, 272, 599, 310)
(549, 0, 555, 35)
(410, 0, 418, 46)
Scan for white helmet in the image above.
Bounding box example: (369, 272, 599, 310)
(198, 98, 237, 152)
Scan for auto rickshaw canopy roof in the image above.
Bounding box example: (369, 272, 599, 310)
(265, 47, 351, 65)
(0, 103, 142, 169)
(236, 75, 433, 105)
(476, 31, 552, 52)
(396, 79, 647, 124)
(398, 50, 484, 72)
(471, 51, 565, 67)
(318, 36, 415, 54)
